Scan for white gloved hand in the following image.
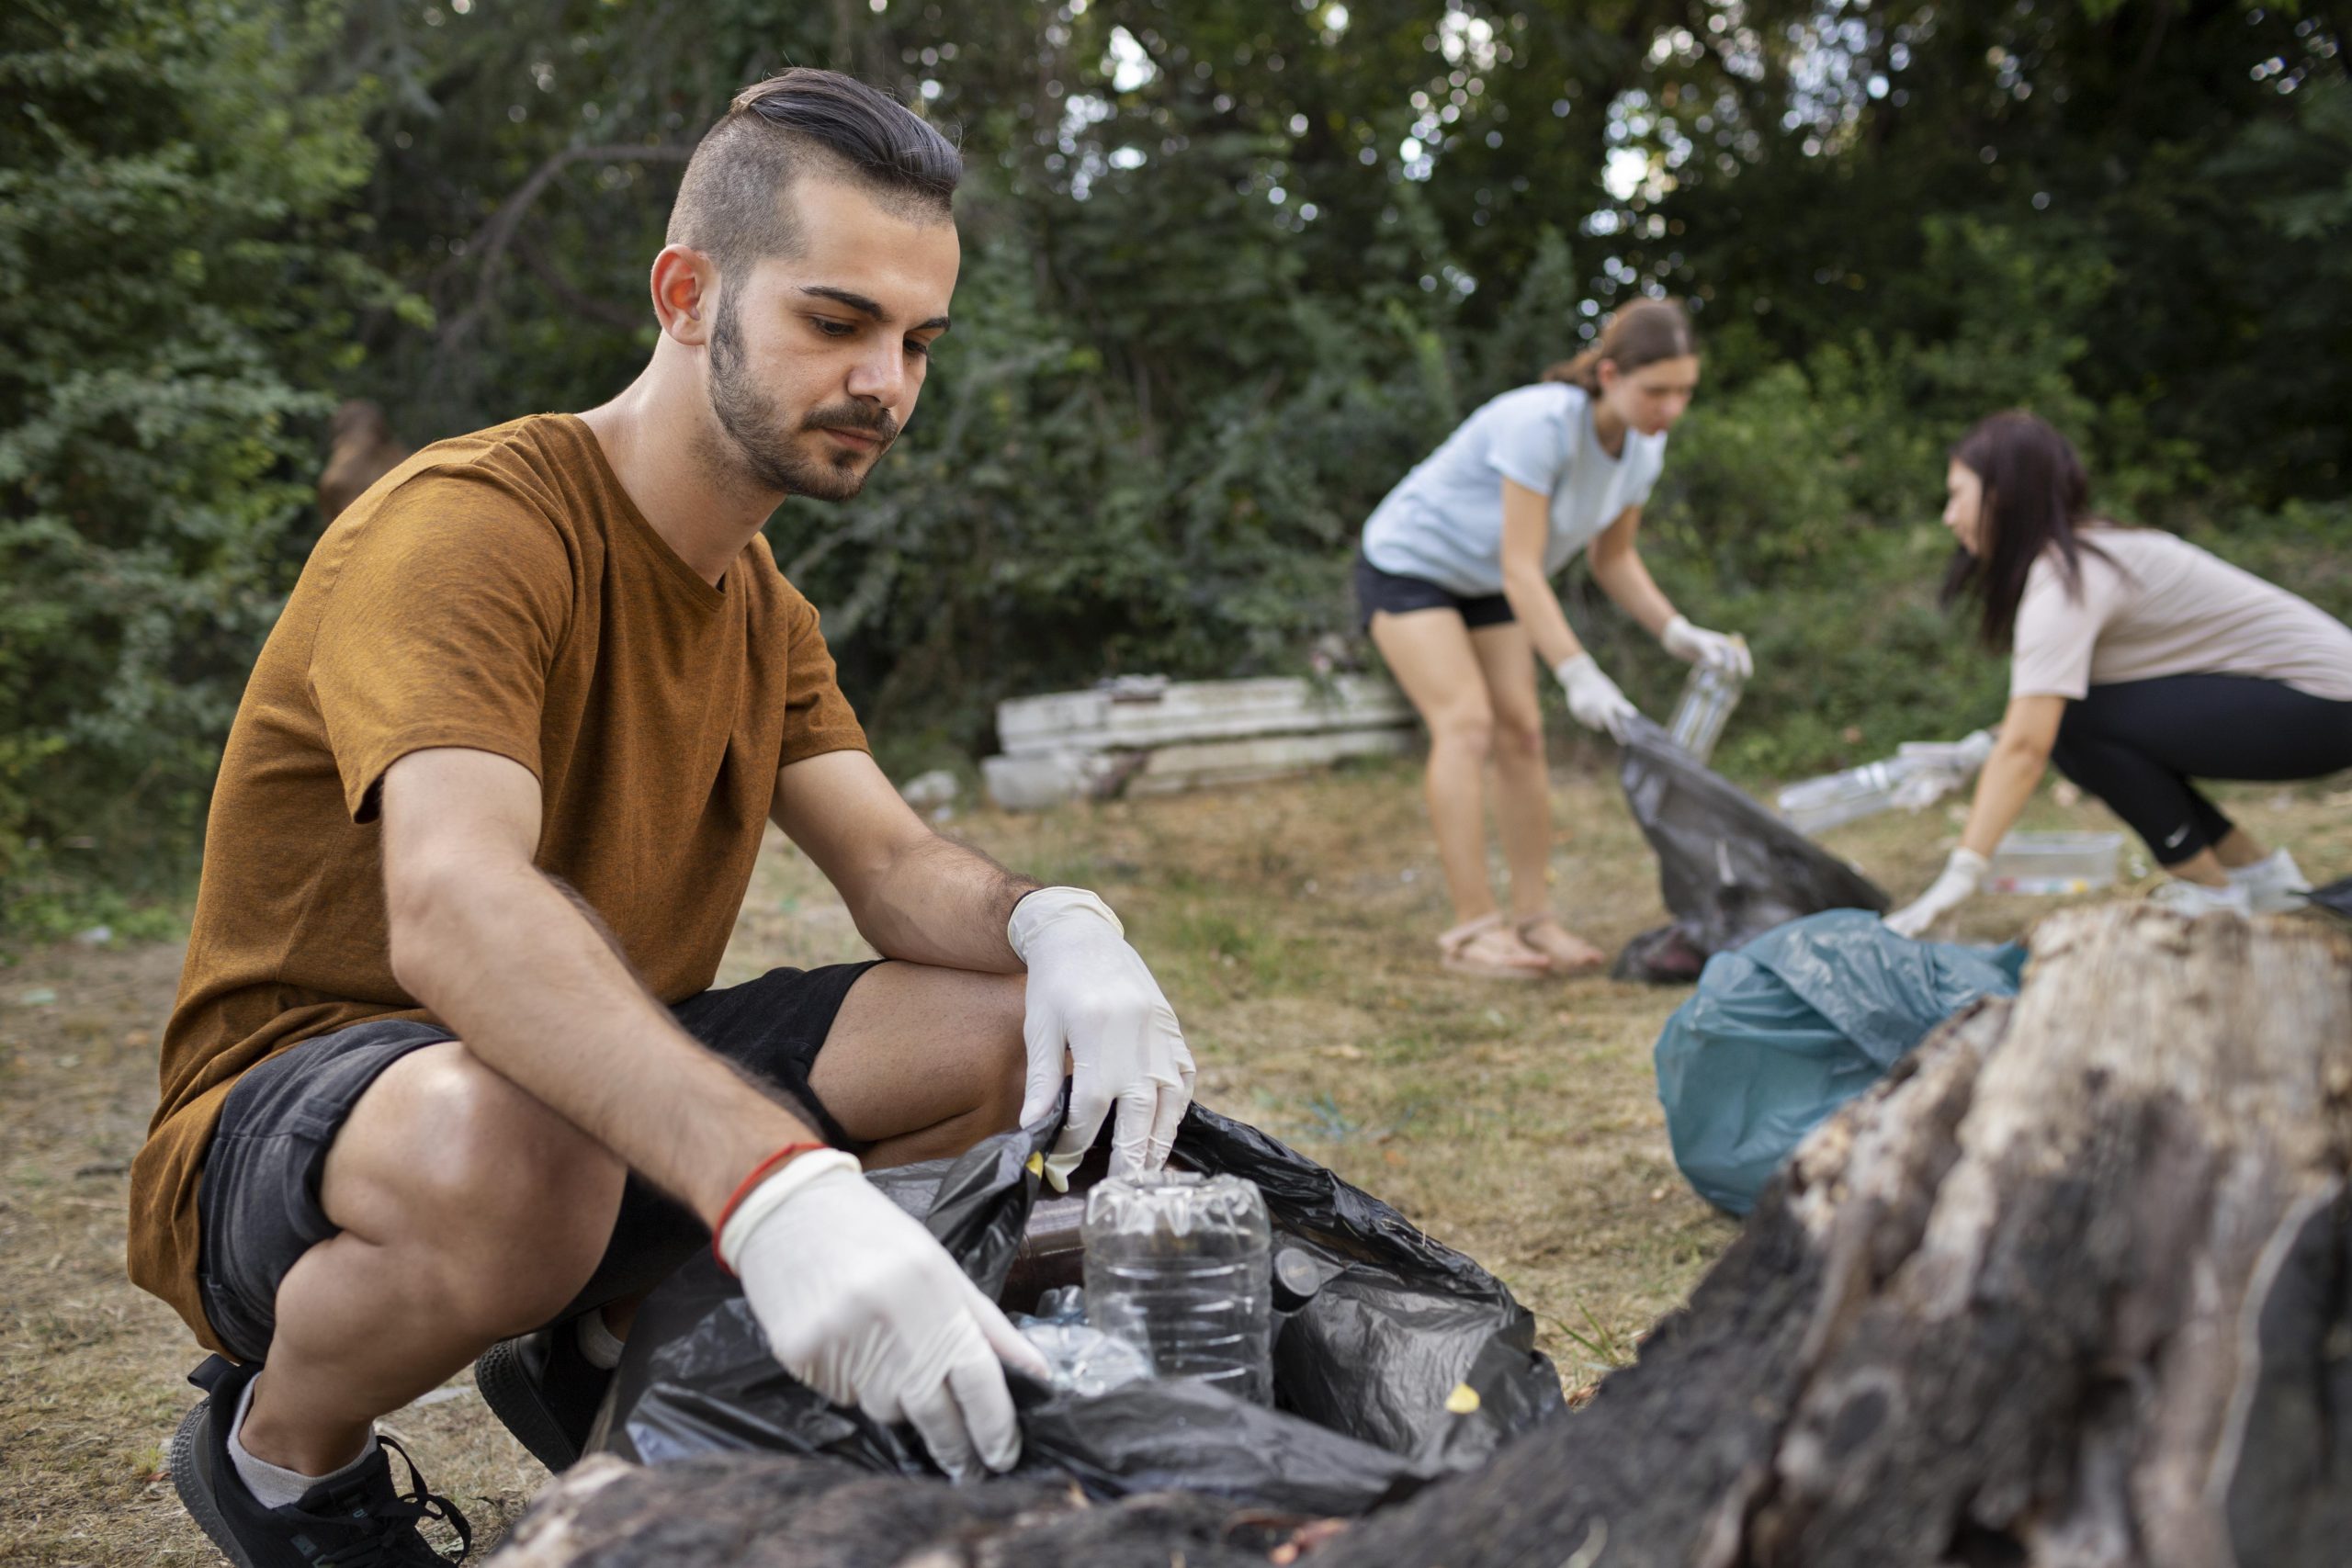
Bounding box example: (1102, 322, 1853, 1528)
(1553, 653, 1640, 742)
(1884, 848, 1989, 938)
(1660, 615, 1754, 679)
(1009, 887, 1196, 1190)
(720, 1151, 1052, 1482)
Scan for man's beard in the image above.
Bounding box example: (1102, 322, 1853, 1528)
(706, 291, 898, 501)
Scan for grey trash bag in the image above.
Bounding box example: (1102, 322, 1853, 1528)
(1615, 716, 1890, 983)
(1654, 908, 2027, 1214)
(585, 1103, 1565, 1517)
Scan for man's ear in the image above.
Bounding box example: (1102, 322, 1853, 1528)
(650, 244, 717, 346)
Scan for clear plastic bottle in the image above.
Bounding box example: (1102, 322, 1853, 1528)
(1666, 653, 1745, 764)
(1775, 730, 1997, 835)
(1775, 757, 1915, 835)
(1082, 1171, 1273, 1404)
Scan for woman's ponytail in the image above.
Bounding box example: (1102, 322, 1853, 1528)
(1544, 299, 1696, 391)
(1543, 346, 1607, 391)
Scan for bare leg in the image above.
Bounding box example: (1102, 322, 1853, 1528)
(241, 1043, 627, 1474)
(239, 964, 1030, 1473)
(2167, 848, 2232, 887)
(808, 962, 1029, 1169)
(2211, 828, 2267, 871)
(1370, 607, 1502, 925)
(1465, 622, 1554, 922)
(1468, 622, 1605, 970)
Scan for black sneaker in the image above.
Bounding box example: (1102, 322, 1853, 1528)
(472, 1320, 611, 1473)
(171, 1355, 472, 1566)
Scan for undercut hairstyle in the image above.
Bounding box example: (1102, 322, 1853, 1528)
(666, 69, 961, 283)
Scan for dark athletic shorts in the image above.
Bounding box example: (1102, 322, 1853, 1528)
(1353, 551, 1514, 633)
(193, 960, 878, 1364)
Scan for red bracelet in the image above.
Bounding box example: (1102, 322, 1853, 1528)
(710, 1142, 831, 1273)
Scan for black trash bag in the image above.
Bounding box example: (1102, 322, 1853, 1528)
(2305, 875, 2352, 922)
(1615, 716, 1890, 983)
(588, 1104, 1564, 1517)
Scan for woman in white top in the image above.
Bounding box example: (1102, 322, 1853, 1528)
(1889, 411, 2352, 933)
(1357, 299, 1752, 978)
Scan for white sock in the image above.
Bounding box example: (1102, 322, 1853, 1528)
(574, 1311, 626, 1371)
(226, 1375, 378, 1511)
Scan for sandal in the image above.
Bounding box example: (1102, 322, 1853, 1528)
(1438, 913, 1555, 980)
(1516, 914, 1607, 975)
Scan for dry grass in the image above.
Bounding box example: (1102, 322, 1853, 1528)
(4, 751, 2345, 1564)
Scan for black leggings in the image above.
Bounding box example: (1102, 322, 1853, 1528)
(2049, 674, 2352, 865)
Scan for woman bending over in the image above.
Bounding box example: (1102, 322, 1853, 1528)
(1357, 299, 1751, 978)
(1888, 411, 2352, 934)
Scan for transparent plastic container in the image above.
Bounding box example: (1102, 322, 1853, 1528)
(1666, 655, 1745, 765)
(1776, 758, 1917, 835)
(1082, 1170, 1273, 1404)
(1777, 731, 2000, 835)
(1985, 831, 2121, 894)
(1015, 1315, 1156, 1398)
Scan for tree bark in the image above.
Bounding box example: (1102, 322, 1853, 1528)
(491, 907, 2352, 1568)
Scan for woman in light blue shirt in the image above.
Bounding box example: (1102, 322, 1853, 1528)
(1357, 299, 1750, 979)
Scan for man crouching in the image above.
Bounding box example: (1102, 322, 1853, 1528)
(130, 69, 1193, 1566)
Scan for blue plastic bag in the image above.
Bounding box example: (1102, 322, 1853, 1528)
(1655, 909, 2026, 1214)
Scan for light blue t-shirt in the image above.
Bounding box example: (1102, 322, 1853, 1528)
(1361, 382, 1668, 597)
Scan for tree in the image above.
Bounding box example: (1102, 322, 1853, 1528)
(0, 0, 403, 919)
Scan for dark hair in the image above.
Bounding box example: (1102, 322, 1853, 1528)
(1939, 411, 2108, 649)
(666, 69, 961, 281)
(1543, 298, 1697, 391)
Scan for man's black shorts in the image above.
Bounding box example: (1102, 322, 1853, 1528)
(1352, 551, 1514, 633)
(193, 961, 878, 1364)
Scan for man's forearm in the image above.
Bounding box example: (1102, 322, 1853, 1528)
(390, 857, 820, 1222)
(843, 831, 1039, 972)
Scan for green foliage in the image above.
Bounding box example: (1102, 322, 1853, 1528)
(0, 0, 402, 931)
(6, 0, 2348, 930)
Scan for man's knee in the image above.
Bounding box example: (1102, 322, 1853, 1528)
(323, 1044, 622, 1330)
(974, 970, 1028, 1123)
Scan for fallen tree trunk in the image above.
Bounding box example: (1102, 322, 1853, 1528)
(491, 907, 2352, 1568)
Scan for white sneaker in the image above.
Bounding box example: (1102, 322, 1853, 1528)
(2227, 849, 2310, 914)
(2147, 877, 2254, 918)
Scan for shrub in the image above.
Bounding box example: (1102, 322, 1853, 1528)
(0, 0, 404, 933)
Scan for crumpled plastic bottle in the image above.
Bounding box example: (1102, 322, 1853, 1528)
(1011, 1287, 1155, 1397)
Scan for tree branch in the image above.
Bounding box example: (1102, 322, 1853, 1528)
(511, 234, 650, 333)
(436, 142, 693, 357)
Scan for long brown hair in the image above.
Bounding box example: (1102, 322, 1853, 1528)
(1543, 299, 1697, 392)
(1939, 411, 2110, 649)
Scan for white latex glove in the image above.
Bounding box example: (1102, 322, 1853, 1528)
(1885, 848, 1988, 938)
(1009, 887, 1196, 1190)
(1553, 653, 1640, 742)
(720, 1150, 1052, 1482)
(1660, 615, 1755, 679)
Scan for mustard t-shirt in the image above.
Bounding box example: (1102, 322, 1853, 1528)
(130, 413, 867, 1351)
